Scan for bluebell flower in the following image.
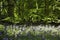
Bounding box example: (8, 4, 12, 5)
(3, 37, 8, 40)
(0, 32, 2, 35)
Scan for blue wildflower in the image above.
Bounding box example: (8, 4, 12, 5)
(3, 37, 8, 40)
(0, 32, 2, 35)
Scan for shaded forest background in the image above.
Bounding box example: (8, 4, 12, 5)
(0, 0, 60, 24)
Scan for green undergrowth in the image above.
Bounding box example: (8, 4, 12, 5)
(0, 24, 60, 40)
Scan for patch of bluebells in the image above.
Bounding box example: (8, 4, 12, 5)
(3, 37, 8, 40)
(0, 32, 2, 36)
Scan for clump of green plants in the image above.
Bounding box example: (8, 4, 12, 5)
(0, 0, 60, 24)
(0, 24, 4, 31)
(3, 25, 60, 40)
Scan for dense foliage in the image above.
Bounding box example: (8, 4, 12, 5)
(0, 0, 60, 24)
(0, 24, 60, 40)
